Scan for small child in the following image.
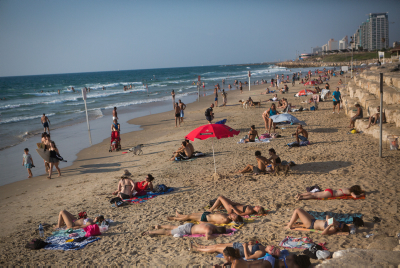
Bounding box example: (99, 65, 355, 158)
(111, 139, 118, 151)
(22, 148, 34, 178)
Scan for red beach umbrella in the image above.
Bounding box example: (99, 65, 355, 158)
(185, 124, 240, 173)
(304, 81, 316, 85)
(296, 89, 316, 97)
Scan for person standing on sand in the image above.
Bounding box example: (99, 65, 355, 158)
(205, 103, 214, 123)
(112, 107, 118, 121)
(174, 103, 181, 127)
(332, 87, 341, 114)
(41, 113, 51, 134)
(141, 222, 226, 240)
(214, 87, 219, 107)
(239, 81, 243, 94)
(22, 148, 34, 178)
(221, 89, 227, 107)
(48, 141, 61, 179)
(178, 99, 186, 123)
(171, 90, 176, 108)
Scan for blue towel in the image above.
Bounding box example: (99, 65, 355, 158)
(217, 250, 290, 260)
(45, 236, 100, 251)
(307, 211, 362, 224)
(51, 229, 86, 238)
(215, 119, 227, 125)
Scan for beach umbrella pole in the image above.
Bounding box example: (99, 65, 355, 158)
(212, 139, 217, 173)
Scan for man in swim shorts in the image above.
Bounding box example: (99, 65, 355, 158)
(214, 87, 218, 107)
(178, 99, 186, 123)
(167, 211, 242, 225)
(41, 113, 51, 134)
(142, 222, 226, 240)
(292, 125, 308, 144)
(112, 107, 118, 121)
(332, 87, 341, 114)
(174, 102, 181, 127)
(237, 151, 268, 175)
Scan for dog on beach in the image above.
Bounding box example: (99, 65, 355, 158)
(251, 100, 261, 108)
(239, 99, 249, 109)
(128, 144, 144, 155)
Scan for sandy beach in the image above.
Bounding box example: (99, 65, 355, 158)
(1, 73, 399, 266)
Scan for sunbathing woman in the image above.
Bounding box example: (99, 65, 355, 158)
(192, 239, 279, 260)
(54, 210, 104, 229)
(167, 210, 243, 225)
(213, 247, 248, 268)
(284, 208, 350, 235)
(246, 253, 311, 268)
(208, 196, 266, 216)
(296, 185, 365, 200)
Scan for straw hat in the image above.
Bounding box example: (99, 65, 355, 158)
(121, 169, 132, 178)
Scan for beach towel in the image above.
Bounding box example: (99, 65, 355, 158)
(291, 222, 350, 236)
(307, 211, 362, 224)
(45, 235, 100, 251)
(174, 157, 198, 162)
(317, 195, 365, 201)
(237, 138, 271, 144)
(279, 236, 327, 250)
(217, 249, 290, 260)
(183, 228, 236, 238)
(51, 229, 86, 238)
(123, 188, 174, 204)
(215, 119, 227, 125)
(188, 220, 245, 229)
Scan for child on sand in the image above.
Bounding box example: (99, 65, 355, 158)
(111, 138, 118, 151)
(22, 148, 34, 178)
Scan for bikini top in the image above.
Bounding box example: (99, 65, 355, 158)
(242, 205, 249, 213)
(269, 109, 277, 116)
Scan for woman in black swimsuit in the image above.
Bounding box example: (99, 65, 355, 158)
(48, 141, 61, 179)
(208, 196, 266, 216)
(244, 125, 259, 143)
(267, 148, 289, 175)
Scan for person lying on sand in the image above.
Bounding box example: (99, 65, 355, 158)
(208, 196, 266, 216)
(141, 222, 226, 240)
(237, 253, 311, 268)
(237, 151, 268, 175)
(291, 125, 308, 144)
(244, 125, 260, 143)
(266, 94, 278, 101)
(191, 238, 279, 260)
(284, 208, 350, 235)
(170, 141, 192, 160)
(260, 88, 271, 95)
(366, 106, 386, 129)
(296, 185, 365, 200)
(211, 247, 248, 268)
(112, 170, 135, 199)
(167, 211, 243, 224)
(54, 210, 104, 230)
(266, 148, 289, 175)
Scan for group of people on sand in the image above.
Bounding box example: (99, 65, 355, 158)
(237, 149, 289, 176)
(170, 139, 195, 161)
(112, 170, 155, 199)
(40, 131, 62, 179)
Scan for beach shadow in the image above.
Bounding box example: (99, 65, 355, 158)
(75, 155, 115, 162)
(80, 163, 121, 168)
(145, 139, 181, 147)
(310, 128, 338, 133)
(292, 161, 352, 173)
(311, 140, 343, 145)
(171, 187, 193, 194)
(78, 168, 122, 174)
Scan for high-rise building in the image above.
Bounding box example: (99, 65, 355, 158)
(328, 39, 338, 50)
(322, 44, 328, 52)
(313, 46, 322, 54)
(351, 13, 389, 51)
(339, 36, 348, 50)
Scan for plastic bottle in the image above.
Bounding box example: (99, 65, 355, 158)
(350, 226, 356, 234)
(39, 223, 44, 238)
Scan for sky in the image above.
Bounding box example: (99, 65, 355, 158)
(0, 0, 399, 77)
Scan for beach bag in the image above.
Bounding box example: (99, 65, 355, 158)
(109, 197, 122, 204)
(154, 184, 168, 193)
(84, 224, 101, 237)
(353, 217, 364, 227)
(302, 244, 323, 259)
(25, 239, 49, 250)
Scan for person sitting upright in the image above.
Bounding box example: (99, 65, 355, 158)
(237, 151, 268, 175)
(366, 106, 386, 129)
(112, 170, 135, 199)
(167, 210, 243, 225)
(244, 125, 260, 143)
(267, 148, 289, 175)
(349, 103, 363, 128)
(262, 104, 279, 133)
(170, 141, 192, 160)
(185, 139, 195, 154)
(292, 125, 308, 144)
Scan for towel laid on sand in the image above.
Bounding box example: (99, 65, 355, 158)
(189, 220, 245, 229)
(279, 236, 327, 250)
(237, 138, 271, 144)
(123, 188, 174, 204)
(217, 249, 290, 260)
(307, 211, 362, 224)
(183, 228, 236, 238)
(51, 229, 86, 238)
(45, 235, 100, 251)
(318, 195, 365, 201)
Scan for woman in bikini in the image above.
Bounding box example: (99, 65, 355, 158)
(244, 125, 260, 143)
(208, 196, 266, 216)
(284, 208, 350, 235)
(192, 238, 279, 260)
(262, 104, 279, 133)
(54, 210, 104, 229)
(167, 210, 243, 225)
(48, 141, 61, 179)
(266, 148, 289, 175)
(296, 185, 365, 200)
(112, 170, 135, 199)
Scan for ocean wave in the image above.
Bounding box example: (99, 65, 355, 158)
(0, 113, 55, 125)
(0, 104, 21, 110)
(24, 92, 59, 96)
(66, 100, 95, 106)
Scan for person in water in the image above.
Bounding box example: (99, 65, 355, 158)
(141, 222, 226, 240)
(237, 151, 268, 175)
(191, 238, 279, 260)
(208, 196, 266, 216)
(262, 104, 279, 133)
(48, 141, 61, 179)
(167, 210, 243, 225)
(284, 208, 350, 235)
(54, 210, 104, 229)
(296, 185, 365, 200)
(112, 170, 135, 199)
(244, 125, 260, 143)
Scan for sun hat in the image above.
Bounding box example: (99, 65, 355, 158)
(121, 170, 132, 178)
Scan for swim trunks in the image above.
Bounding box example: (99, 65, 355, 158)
(171, 223, 194, 236)
(298, 135, 308, 142)
(175, 113, 180, 118)
(43, 122, 49, 128)
(215, 97, 218, 101)
(206, 116, 213, 122)
(120, 193, 130, 200)
(333, 101, 340, 106)
(200, 212, 211, 222)
(253, 166, 261, 174)
(25, 163, 32, 169)
(180, 110, 184, 118)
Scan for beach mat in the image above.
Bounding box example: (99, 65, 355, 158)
(317, 195, 365, 201)
(307, 211, 362, 224)
(279, 236, 327, 250)
(45, 235, 100, 251)
(123, 188, 174, 204)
